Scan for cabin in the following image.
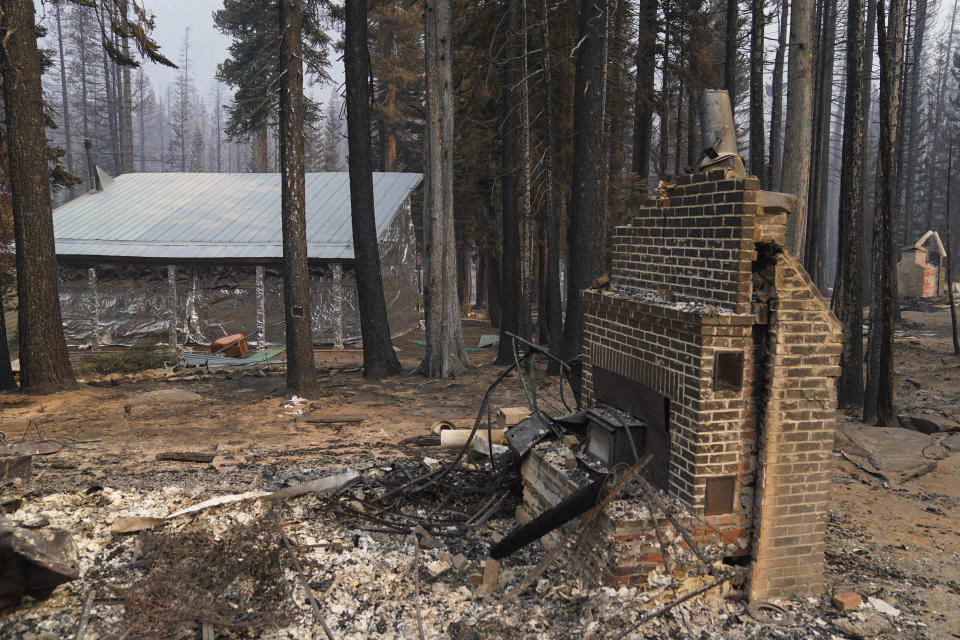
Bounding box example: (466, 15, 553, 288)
(52, 171, 422, 348)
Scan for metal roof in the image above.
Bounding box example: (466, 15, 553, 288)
(53, 171, 422, 261)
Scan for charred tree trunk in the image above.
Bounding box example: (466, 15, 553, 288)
(902, 0, 927, 241)
(947, 140, 960, 356)
(0, 0, 76, 392)
(542, 0, 563, 368)
(420, 0, 469, 378)
(278, 0, 319, 395)
(495, 0, 521, 365)
(120, 0, 133, 174)
(724, 0, 738, 108)
(54, 0, 73, 191)
(519, 0, 534, 341)
(750, 0, 766, 183)
(782, 0, 814, 255)
(632, 0, 657, 194)
(805, 0, 836, 288)
(832, 0, 867, 409)
(659, 12, 671, 179)
(769, 0, 789, 190)
(561, 0, 605, 361)
(255, 124, 269, 172)
(864, 0, 907, 426)
(487, 256, 502, 328)
(344, 0, 404, 379)
(378, 18, 398, 172)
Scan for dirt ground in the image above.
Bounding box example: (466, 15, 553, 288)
(1, 316, 959, 639)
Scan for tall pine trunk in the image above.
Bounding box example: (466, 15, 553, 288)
(769, 0, 789, 190)
(519, 0, 533, 341)
(750, 0, 766, 183)
(0, 0, 76, 392)
(832, 0, 867, 409)
(724, 0, 738, 107)
(542, 0, 563, 366)
(344, 0, 404, 379)
(278, 0, 319, 396)
(54, 0, 73, 192)
(495, 0, 521, 365)
(782, 0, 814, 255)
(561, 0, 605, 361)
(864, 0, 907, 426)
(632, 0, 657, 193)
(659, 12, 670, 178)
(946, 140, 960, 355)
(804, 0, 835, 288)
(255, 124, 269, 172)
(902, 0, 927, 241)
(120, 0, 134, 173)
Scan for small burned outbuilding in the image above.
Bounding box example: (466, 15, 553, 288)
(53, 172, 422, 347)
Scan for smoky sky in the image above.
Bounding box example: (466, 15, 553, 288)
(35, 0, 344, 110)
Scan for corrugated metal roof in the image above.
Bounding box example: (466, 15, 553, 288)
(53, 172, 422, 260)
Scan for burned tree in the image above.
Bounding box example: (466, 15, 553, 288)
(832, 0, 868, 408)
(782, 0, 814, 255)
(864, 0, 908, 426)
(419, 0, 469, 378)
(278, 0, 319, 396)
(749, 0, 766, 184)
(0, 0, 76, 392)
(561, 0, 606, 362)
(344, 0, 404, 379)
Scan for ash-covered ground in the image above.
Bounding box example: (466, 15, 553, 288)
(1, 318, 959, 639)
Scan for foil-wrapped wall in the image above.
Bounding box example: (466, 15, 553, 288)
(58, 202, 420, 346)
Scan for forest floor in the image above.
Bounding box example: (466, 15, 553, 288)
(0, 316, 959, 639)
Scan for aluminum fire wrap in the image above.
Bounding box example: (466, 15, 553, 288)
(87, 268, 99, 351)
(57, 202, 419, 346)
(256, 265, 266, 347)
(331, 263, 344, 348)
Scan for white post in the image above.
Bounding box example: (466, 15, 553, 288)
(332, 263, 344, 349)
(167, 265, 177, 347)
(256, 265, 266, 347)
(87, 267, 100, 351)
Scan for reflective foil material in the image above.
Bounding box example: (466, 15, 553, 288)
(58, 202, 419, 347)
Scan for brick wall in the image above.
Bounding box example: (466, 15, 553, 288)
(581, 292, 756, 516)
(522, 167, 842, 600)
(747, 249, 842, 600)
(610, 169, 761, 315)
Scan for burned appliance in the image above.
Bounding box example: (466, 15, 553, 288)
(583, 404, 646, 468)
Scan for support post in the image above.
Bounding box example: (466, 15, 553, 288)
(167, 265, 177, 348)
(332, 263, 344, 349)
(87, 267, 99, 351)
(256, 265, 266, 347)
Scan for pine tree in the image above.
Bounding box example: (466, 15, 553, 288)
(0, 0, 75, 392)
(344, 0, 404, 379)
(321, 92, 341, 171)
(561, 0, 606, 362)
(832, 0, 867, 409)
(369, 1, 423, 171)
(278, 0, 320, 396)
(169, 28, 193, 173)
(214, 0, 331, 170)
(864, 0, 908, 426)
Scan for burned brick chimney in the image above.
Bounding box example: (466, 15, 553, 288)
(518, 91, 842, 601)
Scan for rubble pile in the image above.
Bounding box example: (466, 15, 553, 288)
(0, 447, 936, 639)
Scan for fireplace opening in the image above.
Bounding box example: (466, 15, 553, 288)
(589, 366, 670, 491)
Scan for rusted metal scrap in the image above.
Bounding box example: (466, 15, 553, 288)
(0, 516, 80, 609)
